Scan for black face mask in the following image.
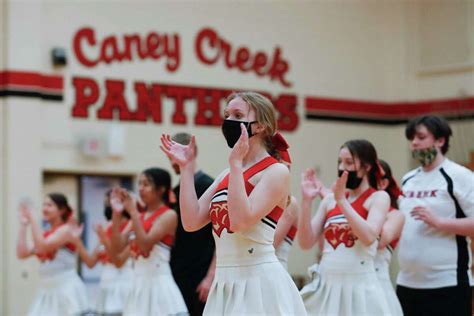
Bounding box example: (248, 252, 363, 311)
(104, 206, 113, 221)
(221, 119, 256, 148)
(338, 169, 363, 190)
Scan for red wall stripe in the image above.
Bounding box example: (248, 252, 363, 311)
(305, 96, 474, 118)
(0, 70, 63, 92)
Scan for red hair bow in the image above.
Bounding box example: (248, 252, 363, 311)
(272, 132, 291, 164)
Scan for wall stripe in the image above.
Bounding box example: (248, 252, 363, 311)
(305, 96, 474, 124)
(0, 70, 64, 101)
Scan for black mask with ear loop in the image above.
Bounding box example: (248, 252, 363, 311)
(221, 119, 257, 148)
(338, 169, 363, 190)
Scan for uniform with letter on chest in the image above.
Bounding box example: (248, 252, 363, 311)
(397, 158, 474, 289)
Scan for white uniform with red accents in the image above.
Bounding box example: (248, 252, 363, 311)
(275, 225, 297, 270)
(204, 156, 307, 316)
(29, 226, 90, 316)
(300, 188, 391, 316)
(95, 222, 132, 315)
(374, 208, 403, 316)
(123, 206, 188, 316)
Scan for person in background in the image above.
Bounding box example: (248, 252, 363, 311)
(298, 139, 391, 315)
(374, 159, 404, 316)
(396, 115, 474, 316)
(168, 132, 216, 315)
(72, 190, 132, 316)
(110, 168, 188, 316)
(16, 193, 90, 316)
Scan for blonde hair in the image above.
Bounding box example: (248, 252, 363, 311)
(226, 91, 279, 159)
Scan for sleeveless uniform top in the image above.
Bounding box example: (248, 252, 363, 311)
(209, 156, 284, 267)
(129, 206, 174, 273)
(98, 221, 129, 265)
(36, 225, 77, 277)
(322, 188, 378, 265)
(275, 225, 297, 269)
(374, 207, 399, 273)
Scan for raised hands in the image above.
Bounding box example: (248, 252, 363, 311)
(110, 187, 138, 216)
(18, 200, 33, 225)
(301, 168, 323, 201)
(110, 188, 125, 214)
(95, 223, 108, 244)
(229, 123, 250, 168)
(160, 134, 196, 168)
(70, 224, 84, 245)
(411, 206, 441, 228)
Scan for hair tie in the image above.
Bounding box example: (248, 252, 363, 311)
(388, 175, 402, 199)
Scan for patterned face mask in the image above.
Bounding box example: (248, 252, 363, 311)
(411, 146, 438, 166)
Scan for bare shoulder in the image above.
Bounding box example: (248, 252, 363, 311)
(366, 190, 390, 211)
(370, 190, 390, 201)
(161, 208, 178, 221)
(265, 162, 290, 178)
(214, 168, 230, 183)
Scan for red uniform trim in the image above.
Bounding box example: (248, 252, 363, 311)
(130, 206, 174, 258)
(287, 225, 297, 240)
(35, 224, 76, 261)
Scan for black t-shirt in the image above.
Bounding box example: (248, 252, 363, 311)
(170, 170, 215, 279)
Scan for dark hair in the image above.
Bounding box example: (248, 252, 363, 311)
(142, 167, 172, 206)
(378, 160, 401, 209)
(47, 193, 72, 222)
(341, 139, 381, 189)
(405, 115, 452, 154)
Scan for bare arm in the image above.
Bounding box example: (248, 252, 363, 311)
(112, 246, 131, 268)
(197, 253, 217, 302)
(274, 196, 298, 249)
(336, 189, 389, 246)
(16, 223, 34, 259)
(228, 161, 289, 232)
(30, 220, 73, 254)
(76, 242, 99, 268)
(178, 164, 224, 231)
(439, 218, 474, 236)
(378, 211, 405, 249)
(298, 168, 328, 250)
(131, 209, 177, 254)
(160, 134, 217, 231)
(298, 196, 329, 250)
(109, 191, 130, 253)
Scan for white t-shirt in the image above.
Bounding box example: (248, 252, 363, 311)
(397, 158, 474, 289)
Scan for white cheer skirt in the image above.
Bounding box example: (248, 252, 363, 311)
(123, 260, 188, 316)
(28, 269, 90, 316)
(96, 264, 133, 315)
(376, 263, 403, 316)
(204, 259, 307, 315)
(300, 258, 391, 316)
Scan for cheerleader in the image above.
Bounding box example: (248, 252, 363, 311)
(110, 168, 188, 316)
(374, 159, 404, 316)
(298, 139, 391, 315)
(74, 191, 132, 316)
(16, 193, 90, 316)
(160, 91, 306, 315)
